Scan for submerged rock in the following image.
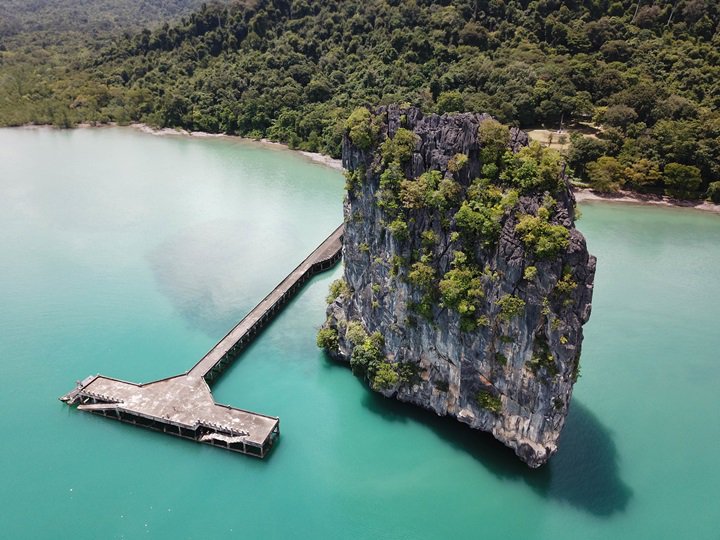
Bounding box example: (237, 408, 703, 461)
(320, 106, 595, 467)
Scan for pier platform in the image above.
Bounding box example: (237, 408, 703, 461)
(60, 224, 343, 458)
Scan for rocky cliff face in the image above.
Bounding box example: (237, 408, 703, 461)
(320, 106, 595, 467)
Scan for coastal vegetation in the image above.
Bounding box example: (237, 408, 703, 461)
(1, 0, 718, 200)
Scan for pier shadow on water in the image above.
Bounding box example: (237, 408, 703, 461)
(361, 390, 633, 517)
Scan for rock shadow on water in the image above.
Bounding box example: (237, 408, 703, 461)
(361, 389, 632, 517)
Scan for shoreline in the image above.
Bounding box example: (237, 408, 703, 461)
(127, 123, 344, 171)
(16, 123, 719, 214)
(574, 188, 720, 215)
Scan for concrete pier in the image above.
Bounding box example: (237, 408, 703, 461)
(60, 225, 343, 458)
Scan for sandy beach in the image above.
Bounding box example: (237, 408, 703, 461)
(574, 188, 720, 215)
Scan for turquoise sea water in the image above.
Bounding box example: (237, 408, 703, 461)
(1, 127, 718, 539)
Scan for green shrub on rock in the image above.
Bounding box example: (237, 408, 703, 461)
(345, 320, 368, 346)
(454, 181, 517, 247)
(349, 330, 384, 374)
(478, 119, 509, 165)
(372, 361, 399, 390)
(316, 327, 338, 351)
(326, 278, 350, 304)
(515, 208, 570, 258)
(421, 230, 438, 247)
(350, 341, 378, 374)
(438, 177, 462, 205)
(476, 391, 502, 414)
(344, 167, 364, 192)
(396, 362, 420, 384)
(439, 251, 484, 320)
(554, 271, 577, 303)
(496, 294, 526, 321)
(528, 335, 558, 376)
(400, 170, 441, 209)
(500, 142, 563, 193)
(377, 162, 404, 213)
(448, 153, 469, 174)
(494, 352, 508, 366)
(454, 201, 503, 246)
(388, 218, 409, 240)
(346, 107, 378, 150)
(380, 127, 418, 164)
(408, 257, 436, 290)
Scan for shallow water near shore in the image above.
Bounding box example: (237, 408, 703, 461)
(1, 127, 718, 539)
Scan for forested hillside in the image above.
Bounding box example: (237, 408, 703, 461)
(1, 0, 718, 199)
(0, 0, 212, 42)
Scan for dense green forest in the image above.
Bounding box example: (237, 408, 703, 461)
(1, 0, 718, 200)
(0, 0, 210, 42)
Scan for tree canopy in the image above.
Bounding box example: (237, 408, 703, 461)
(1, 0, 718, 199)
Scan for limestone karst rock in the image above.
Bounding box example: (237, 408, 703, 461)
(320, 106, 595, 467)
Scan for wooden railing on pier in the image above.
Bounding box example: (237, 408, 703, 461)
(60, 224, 344, 458)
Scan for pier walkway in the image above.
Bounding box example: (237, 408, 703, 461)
(191, 224, 344, 384)
(60, 225, 343, 458)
